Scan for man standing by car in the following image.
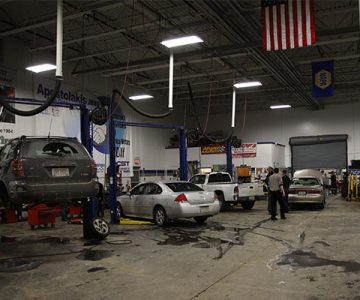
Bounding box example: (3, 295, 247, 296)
(268, 168, 286, 220)
(282, 169, 291, 212)
(330, 171, 337, 195)
(264, 167, 274, 214)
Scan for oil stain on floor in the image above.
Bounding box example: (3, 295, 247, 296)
(77, 250, 112, 261)
(276, 249, 360, 273)
(0, 258, 42, 272)
(157, 230, 227, 248)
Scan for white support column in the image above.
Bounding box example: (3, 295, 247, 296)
(56, 0, 63, 78)
(168, 50, 174, 109)
(231, 89, 236, 127)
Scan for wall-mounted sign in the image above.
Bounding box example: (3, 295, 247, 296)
(312, 60, 334, 97)
(0, 67, 16, 85)
(232, 143, 257, 158)
(201, 144, 226, 155)
(134, 157, 141, 166)
(0, 84, 15, 124)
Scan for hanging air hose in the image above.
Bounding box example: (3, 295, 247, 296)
(112, 89, 172, 119)
(187, 82, 233, 143)
(0, 0, 63, 116)
(0, 80, 62, 116)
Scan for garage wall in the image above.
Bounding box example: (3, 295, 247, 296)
(163, 142, 285, 170)
(197, 102, 360, 167)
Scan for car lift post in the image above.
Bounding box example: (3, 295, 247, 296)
(80, 107, 96, 239)
(108, 113, 119, 224)
(226, 139, 233, 177)
(179, 128, 188, 181)
(115, 120, 188, 181)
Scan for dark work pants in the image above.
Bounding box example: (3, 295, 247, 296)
(270, 191, 285, 218)
(267, 192, 271, 213)
(283, 190, 289, 212)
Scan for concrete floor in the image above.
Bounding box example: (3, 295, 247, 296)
(1, 195, 360, 300)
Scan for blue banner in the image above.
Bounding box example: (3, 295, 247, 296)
(312, 60, 334, 97)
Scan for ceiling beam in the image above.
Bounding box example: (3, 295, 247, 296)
(31, 20, 208, 52)
(72, 43, 254, 75)
(0, 1, 125, 38)
(71, 27, 360, 76)
(103, 52, 247, 77)
(30, 23, 155, 52)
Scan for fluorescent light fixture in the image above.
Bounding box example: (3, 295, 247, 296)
(161, 35, 203, 48)
(26, 63, 56, 73)
(270, 105, 292, 109)
(129, 94, 154, 101)
(234, 81, 262, 89)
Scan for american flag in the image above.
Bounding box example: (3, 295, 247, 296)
(261, 0, 315, 51)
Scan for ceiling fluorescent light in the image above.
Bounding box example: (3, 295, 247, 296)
(270, 105, 292, 109)
(129, 94, 154, 100)
(26, 63, 56, 73)
(161, 35, 203, 48)
(234, 81, 262, 89)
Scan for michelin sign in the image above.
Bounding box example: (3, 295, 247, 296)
(312, 60, 334, 97)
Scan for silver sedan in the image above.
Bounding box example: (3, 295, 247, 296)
(117, 181, 220, 226)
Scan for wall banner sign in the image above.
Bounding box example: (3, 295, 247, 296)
(232, 143, 257, 158)
(201, 144, 226, 155)
(312, 60, 334, 97)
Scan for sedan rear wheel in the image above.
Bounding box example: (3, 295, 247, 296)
(194, 216, 208, 225)
(116, 202, 123, 219)
(153, 206, 168, 227)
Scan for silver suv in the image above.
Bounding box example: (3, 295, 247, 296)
(0, 136, 99, 207)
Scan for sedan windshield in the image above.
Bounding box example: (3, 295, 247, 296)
(292, 178, 320, 186)
(166, 182, 204, 192)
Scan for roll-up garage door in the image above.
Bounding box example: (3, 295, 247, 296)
(289, 135, 348, 170)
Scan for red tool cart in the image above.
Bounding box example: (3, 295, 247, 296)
(27, 204, 56, 229)
(0, 208, 17, 224)
(68, 205, 82, 218)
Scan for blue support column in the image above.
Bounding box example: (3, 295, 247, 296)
(179, 128, 188, 181)
(108, 113, 119, 224)
(226, 139, 233, 176)
(81, 108, 96, 239)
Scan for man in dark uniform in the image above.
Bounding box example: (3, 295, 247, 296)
(268, 168, 286, 220)
(330, 171, 337, 195)
(264, 167, 274, 214)
(282, 169, 291, 212)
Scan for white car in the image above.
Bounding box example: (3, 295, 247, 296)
(116, 181, 220, 226)
(288, 169, 326, 209)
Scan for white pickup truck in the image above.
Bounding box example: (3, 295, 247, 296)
(189, 172, 260, 210)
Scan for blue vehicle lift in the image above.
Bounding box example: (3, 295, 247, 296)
(107, 119, 188, 224)
(80, 107, 97, 239)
